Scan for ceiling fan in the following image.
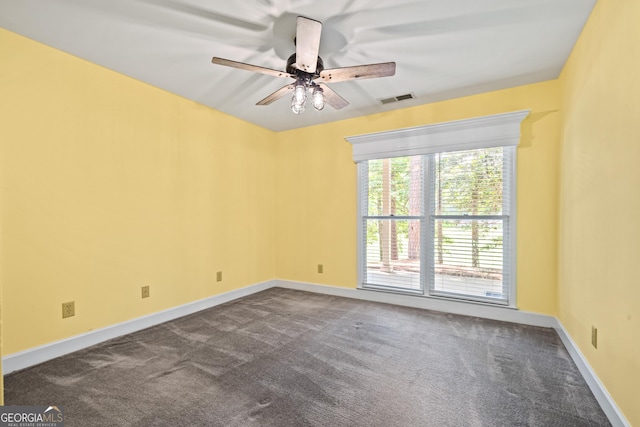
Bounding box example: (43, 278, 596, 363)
(211, 16, 396, 114)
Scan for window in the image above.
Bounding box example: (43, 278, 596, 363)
(429, 148, 513, 303)
(361, 156, 425, 292)
(349, 111, 528, 307)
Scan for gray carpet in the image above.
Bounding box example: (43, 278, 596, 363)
(5, 288, 610, 426)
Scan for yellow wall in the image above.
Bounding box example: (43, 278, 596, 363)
(4, 2, 637, 421)
(0, 30, 277, 357)
(275, 81, 561, 315)
(558, 0, 640, 424)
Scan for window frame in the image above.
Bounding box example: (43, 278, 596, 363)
(426, 147, 516, 306)
(349, 111, 528, 308)
(358, 157, 428, 295)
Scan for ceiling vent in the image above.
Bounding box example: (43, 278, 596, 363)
(378, 93, 416, 105)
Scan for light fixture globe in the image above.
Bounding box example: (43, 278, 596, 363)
(291, 97, 306, 114)
(291, 79, 307, 114)
(294, 81, 307, 103)
(312, 86, 325, 111)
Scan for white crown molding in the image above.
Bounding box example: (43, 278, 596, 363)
(346, 109, 531, 162)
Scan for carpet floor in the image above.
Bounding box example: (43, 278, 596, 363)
(5, 288, 610, 426)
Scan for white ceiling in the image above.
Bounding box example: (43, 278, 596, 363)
(0, 0, 596, 131)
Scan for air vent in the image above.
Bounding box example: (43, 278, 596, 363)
(378, 93, 416, 105)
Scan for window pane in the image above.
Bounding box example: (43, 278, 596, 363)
(431, 218, 505, 301)
(435, 148, 504, 216)
(359, 146, 513, 305)
(364, 219, 421, 290)
(367, 157, 423, 217)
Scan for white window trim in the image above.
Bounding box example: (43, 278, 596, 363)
(346, 110, 530, 162)
(349, 110, 530, 308)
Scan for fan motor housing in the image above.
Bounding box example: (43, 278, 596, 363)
(287, 53, 324, 76)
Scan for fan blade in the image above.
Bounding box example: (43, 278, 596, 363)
(319, 62, 396, 83)
(295, 17, 322, 74)
(256, 84, 295, 105)
(319, 84, 349, 110)
(139, 0, 268, 32)
(212, 57, 293, 79)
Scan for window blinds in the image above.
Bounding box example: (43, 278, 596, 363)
(429, 147, 514, 304)
(353, 111, 526, 306)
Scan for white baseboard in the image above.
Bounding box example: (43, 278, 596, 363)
(276, 279, 557, 328)
(2, 280, 275, 374)
(277, 280, 629, 427)
(553, 321, 630, 427)
(3, 278, 628, 426)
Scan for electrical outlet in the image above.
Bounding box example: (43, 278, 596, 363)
(317, 264, 324, 274)
(216, 271, 223, 282)
(141, 285, 150, 299)
(591, 326, 598, 349)
(62, 301, 75, 319)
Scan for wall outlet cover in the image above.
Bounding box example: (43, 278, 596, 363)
(62, 301, 75, 319)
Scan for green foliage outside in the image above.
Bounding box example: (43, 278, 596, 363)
(366, 148, 505, 274)
(436, 148, 504, 269)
